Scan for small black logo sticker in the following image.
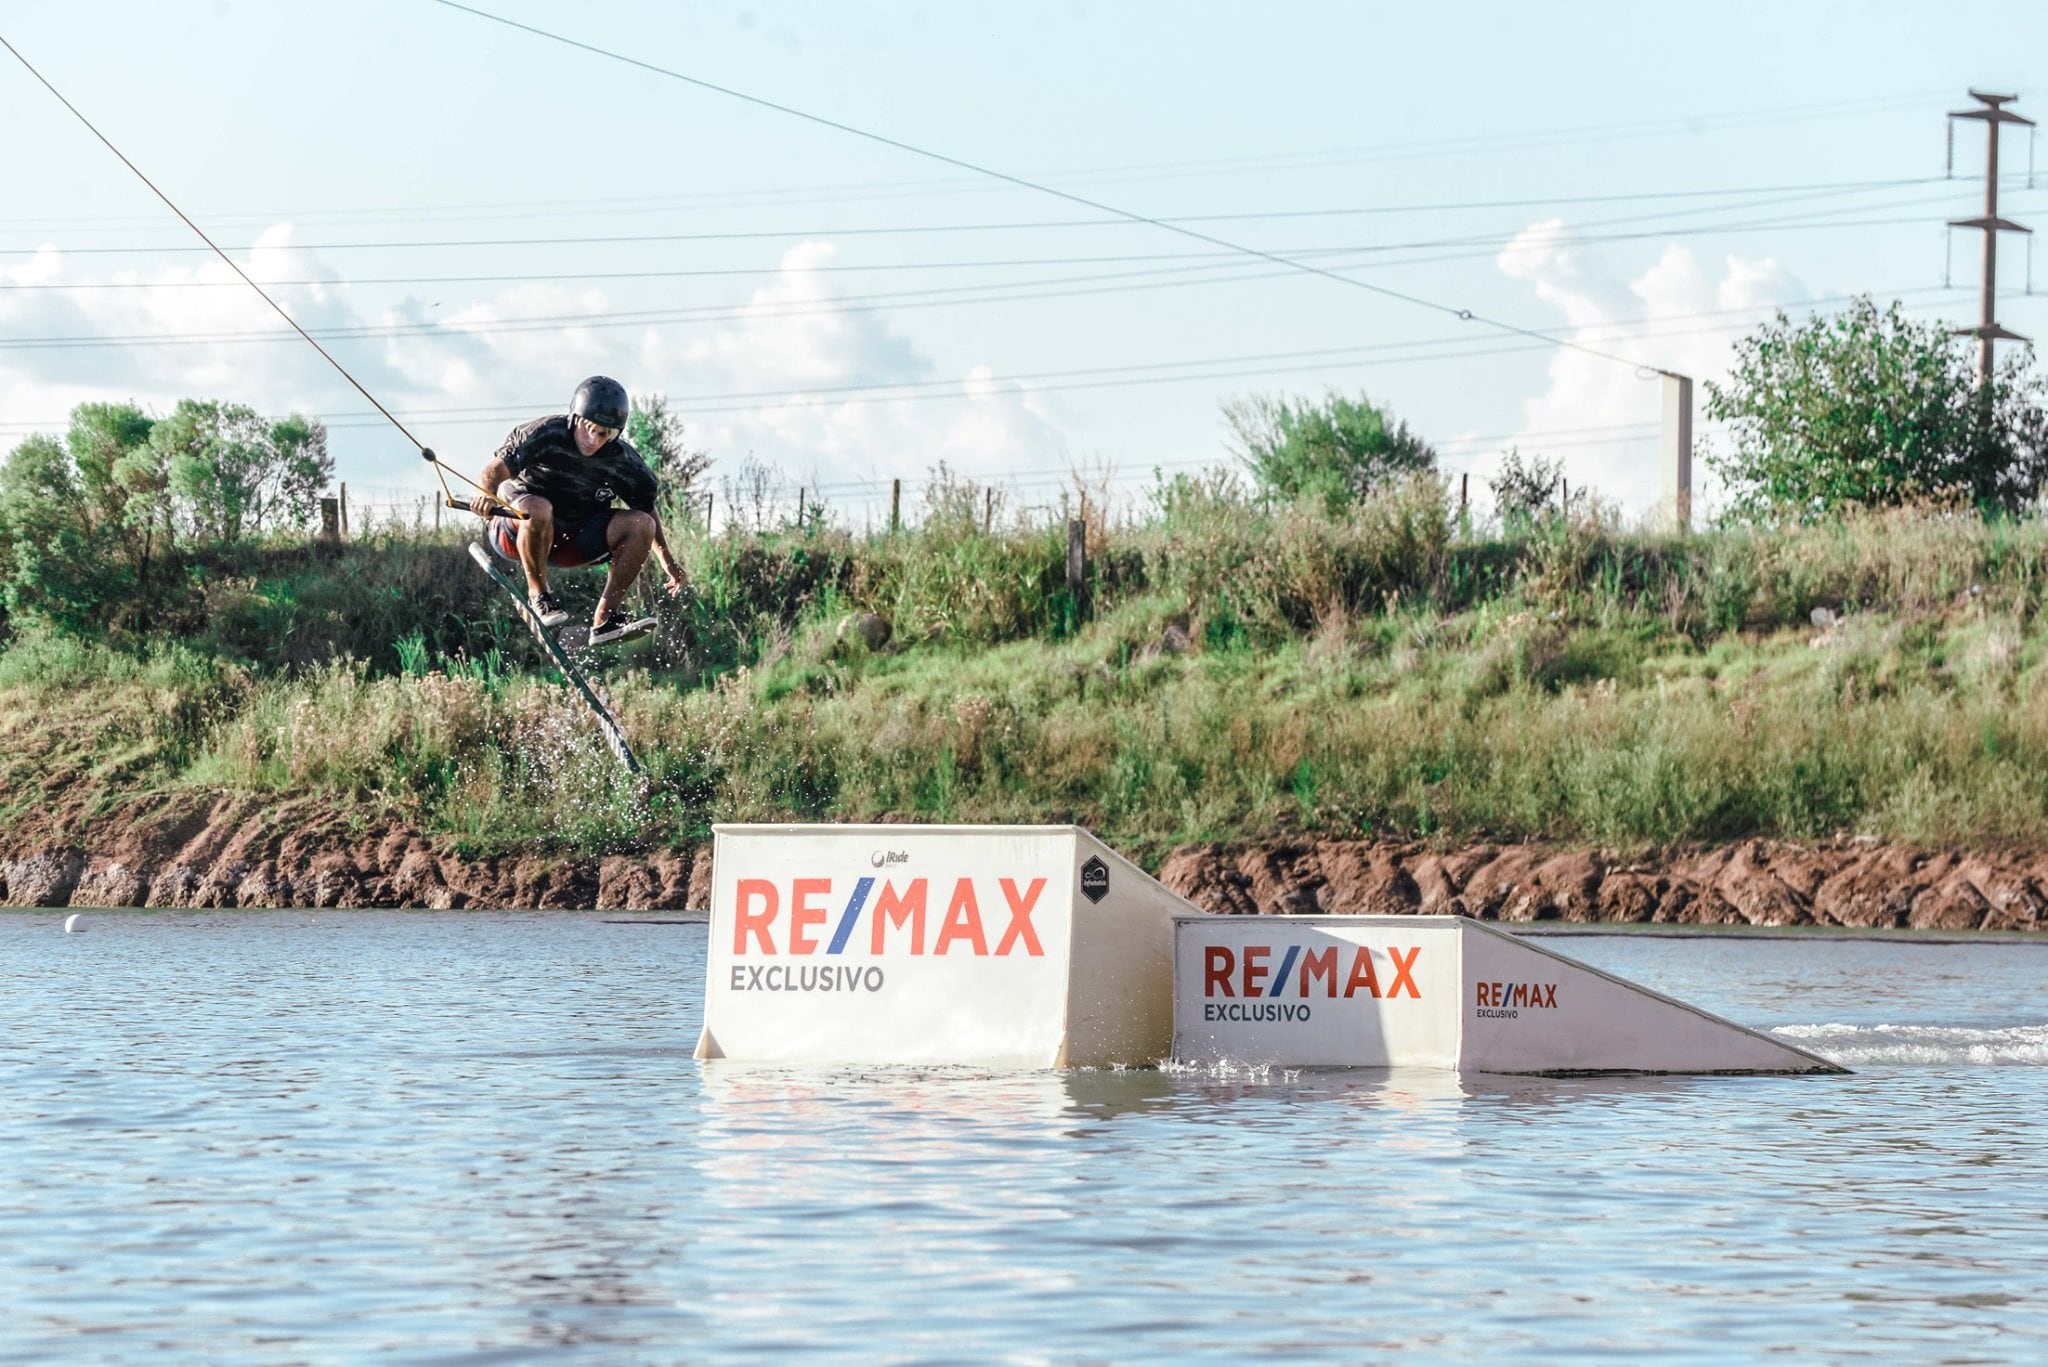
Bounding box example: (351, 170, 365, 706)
(1080, 855, 1109, 904)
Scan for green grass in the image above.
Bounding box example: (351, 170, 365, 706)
(12, 482, 2048, 858)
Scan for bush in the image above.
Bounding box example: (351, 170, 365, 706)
(1707, 297, 2048, 520)
(1223, 390, 1435, 513)
(1488, 447, 1563, 532)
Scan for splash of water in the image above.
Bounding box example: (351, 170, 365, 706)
(1773, 1022, 2048, 1067)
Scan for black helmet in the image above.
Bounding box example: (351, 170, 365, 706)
(571, 375, 629, 430)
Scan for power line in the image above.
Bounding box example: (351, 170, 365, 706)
(0, 177, 1964, 257)
(0, 85, 1950, 230)
(4, 181, 2025, 296)
(2, 286, 1952, 437)
(0, 286, 1966, 436)
(426, 0, 1659, 375)
(1, 195, 2007, 353)
(0, 174, 1948, 236)
(3, 185, 2009, 352)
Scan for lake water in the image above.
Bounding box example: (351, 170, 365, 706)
(3, 912, 2046, 1364)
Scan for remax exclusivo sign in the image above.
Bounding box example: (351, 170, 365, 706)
(1174, 918, 1460, 1067)
(696, 825, 1189, 1067)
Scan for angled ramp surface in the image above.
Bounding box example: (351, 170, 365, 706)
(1456, 919, 1841, 1074)
(1173, 916, 1844, 1076)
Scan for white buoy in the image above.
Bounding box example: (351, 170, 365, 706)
(63, 914, 83, 934)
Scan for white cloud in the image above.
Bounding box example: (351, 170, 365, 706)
(0, 232, 1071, 524)
(655, 241, 1069, 515)
(1469, 217, 1806, 521)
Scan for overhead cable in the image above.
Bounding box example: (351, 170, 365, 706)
(0, 178, 1974, 257)
(0, 174, 1950, 237)
(425, 0, 1661, 374)
(0, 33, 432, 455)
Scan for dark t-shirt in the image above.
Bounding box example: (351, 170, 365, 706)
(494, 414, 658, 526)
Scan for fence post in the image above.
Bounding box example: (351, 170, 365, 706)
(705, 492, 715, 533)
(339, 482, 350, 538)
(890, 478, 902, 533)
(319, 496, 339, 544)
(1066, 517, 1090, 623)
(797, 487, 806, 528)
(983, 487, 994, 534)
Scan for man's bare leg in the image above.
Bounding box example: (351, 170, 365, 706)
(595, 511, 657, 625)
(511, 493, 555, 597)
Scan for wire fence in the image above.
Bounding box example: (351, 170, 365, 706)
(325, 409, 1673, 542)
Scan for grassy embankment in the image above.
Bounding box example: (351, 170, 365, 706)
(7, 476, 2048, 864)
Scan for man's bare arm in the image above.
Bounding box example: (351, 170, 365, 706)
(469, 455, 513, 518)
(650, 511, 686, 594)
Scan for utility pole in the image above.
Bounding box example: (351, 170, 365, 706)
(1661, 372, 1694, 533)
(1949, 90, 2033, 387)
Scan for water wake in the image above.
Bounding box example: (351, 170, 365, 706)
(1773, 1022, 2048, 1067)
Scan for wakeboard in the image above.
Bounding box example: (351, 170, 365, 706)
(467, 541, 643, 776)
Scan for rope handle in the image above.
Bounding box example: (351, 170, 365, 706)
(445, 496, 518, 520)
(424, 448, 527, 520)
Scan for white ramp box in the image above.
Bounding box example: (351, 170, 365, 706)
(696, 824, 1186, 1067)
(1173, 915, 1845, 1076)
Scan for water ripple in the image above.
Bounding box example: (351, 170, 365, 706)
(3, 913, 2046, 1362)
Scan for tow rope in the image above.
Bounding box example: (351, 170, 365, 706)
(0, 36, 685, 786)
(0, 32, 523, 521)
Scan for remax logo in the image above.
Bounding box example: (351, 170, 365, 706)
(732, 876, 1047, 957)
(1473, 981, 1559, 1019)
(1202, 943, 1421, 1000)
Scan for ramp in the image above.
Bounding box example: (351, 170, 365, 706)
(1172, 915, 1845, 1076)
(695, 824, 1181, 1067)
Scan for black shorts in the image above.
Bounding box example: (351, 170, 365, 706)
(490, 508, 617, 568)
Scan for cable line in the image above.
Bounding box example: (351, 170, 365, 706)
(0, 174, 1948, 236)
(0, 34, 432, 453)
(0, 32, 529, 517)
(4, 286, 1929, 435)
(426, 0, 1661, 374)
(6, 181, 2026, 295)
(0, 201, 1991, 349)
(0, 287, 1963, 427)
(0, 177, 1965, 257)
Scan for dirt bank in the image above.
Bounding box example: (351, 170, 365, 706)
(2, 795, 2044, 931)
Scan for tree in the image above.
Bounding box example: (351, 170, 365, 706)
(627, 392, 712, 528)
(66, 402, 155, 537)
(1488, 447, 1564, 532)
(1706, 296, 2048, 520)
(2, 409, 167, 631)
(0, 433, 115, 630)
(68, 402, 167, 613)
(155, 400, 331, 541)
(1224, 390, 1435, 513)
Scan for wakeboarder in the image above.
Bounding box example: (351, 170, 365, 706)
(469, 375, 686, 646)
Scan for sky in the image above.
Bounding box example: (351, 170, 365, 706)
(1, 0, 2045, 527)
